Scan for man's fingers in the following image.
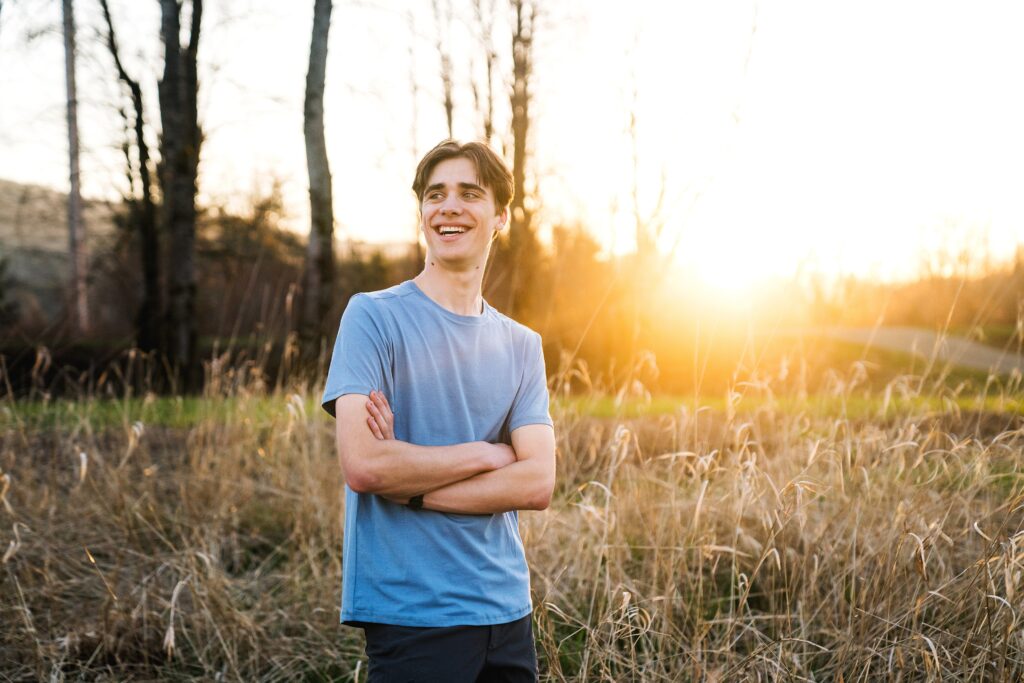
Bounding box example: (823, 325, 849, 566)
(367, 399, 382, 419)
(366, 395, 394, 439)
(367, 416, 383, 440)
(366, 392, 394, 440)
(367, 402, 386, 426)
(372, 391, 393, 422)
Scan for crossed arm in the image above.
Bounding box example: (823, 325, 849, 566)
(333, 391, 555, 514)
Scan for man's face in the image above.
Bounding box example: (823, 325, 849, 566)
(420, 157, 507, 269)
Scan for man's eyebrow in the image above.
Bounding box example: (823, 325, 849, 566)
(424, 181, 486, 195)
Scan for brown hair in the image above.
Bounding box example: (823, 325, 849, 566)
(412, 140, 514, 214)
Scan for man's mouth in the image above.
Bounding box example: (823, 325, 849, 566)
(437, 225, 468, 236)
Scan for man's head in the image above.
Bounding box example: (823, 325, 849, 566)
(412, 141, 513, 271)
(412, 140, 513, 216)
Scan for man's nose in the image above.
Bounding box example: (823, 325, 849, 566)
(440, 196, 462, 214)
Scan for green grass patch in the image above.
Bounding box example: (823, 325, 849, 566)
(5, 386, 1023, 433)
(1, 393, 323, 430)
(554, 392, 1024, 420)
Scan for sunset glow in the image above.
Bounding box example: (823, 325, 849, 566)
(1, 0, 1022, 290)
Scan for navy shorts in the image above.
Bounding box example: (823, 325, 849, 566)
(360, 614, 538, 682)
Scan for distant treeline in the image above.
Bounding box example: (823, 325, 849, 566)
(810, 250, 1024, 343)
(2, 189, 1022, 398)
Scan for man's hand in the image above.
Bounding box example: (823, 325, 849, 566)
(365, 390, 395, 440)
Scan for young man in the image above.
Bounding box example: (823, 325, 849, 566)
(321, 140, 556, 682)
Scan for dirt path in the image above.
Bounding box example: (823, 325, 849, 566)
(822, 326, 1024, 375)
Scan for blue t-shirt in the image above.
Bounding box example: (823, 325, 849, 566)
(321, 280, 552, 627)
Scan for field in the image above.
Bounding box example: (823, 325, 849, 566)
(2, 360, 1023, 681)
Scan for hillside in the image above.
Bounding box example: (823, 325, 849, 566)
(0, 178, 117, 325)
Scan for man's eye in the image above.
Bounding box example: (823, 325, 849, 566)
(427, 192, 444, 200)
(463, 192, 479, 199)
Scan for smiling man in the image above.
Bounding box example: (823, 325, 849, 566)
(321, 140, 556, 682)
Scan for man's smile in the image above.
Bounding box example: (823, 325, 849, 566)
(435, 224, 471, 238)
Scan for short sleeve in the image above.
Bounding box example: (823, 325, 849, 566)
(507, 332, 553, 432)
(321, 294, 390, 417)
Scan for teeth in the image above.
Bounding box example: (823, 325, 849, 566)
(439, 226, 467, 235)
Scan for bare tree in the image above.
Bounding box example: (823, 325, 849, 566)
(406, 9, 420, 162)
(471, 0, 497, 146)
(100, 0, 163, 353)
(62, 0, 88, 333)
(494, 0, 536, 315)
(509, 0, 533, 256)
(627, 82, 668, 264)
(158, 0, 202, 389)
(301, 0, 335, 342)
(406, 9, 423, 266)
(481, 0, 537, 315)
(432, 0, 454, 138)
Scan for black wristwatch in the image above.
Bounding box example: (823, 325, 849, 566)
(407, 494, 424, 510)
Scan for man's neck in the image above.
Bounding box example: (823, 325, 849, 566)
(413, 262, 486, 316)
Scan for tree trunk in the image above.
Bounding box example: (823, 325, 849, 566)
(62, 0, 88, 333)
(158, 0, 202, 390)
(508, 0, 535, 313)
(432, 0, 454, 139)
(472, 0, 497, 146)
(301, 0, 335, 342)
(407, 9, 423, 268)
(483, 42, 495, 144)
(100, 0, 163, 354)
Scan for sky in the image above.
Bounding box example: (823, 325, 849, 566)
(1, 0, 1022, 292)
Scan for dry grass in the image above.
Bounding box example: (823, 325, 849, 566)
(1, 363, 1023, 681)
(532, 401, 1024, 681)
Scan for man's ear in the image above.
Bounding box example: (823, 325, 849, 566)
(491, 208, 508, 242)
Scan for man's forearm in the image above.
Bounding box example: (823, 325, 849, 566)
(403, 457, 554, 515)
(381, 424, 556, 515)
(344, 437, 513, 499)
(335, 393, 515, 498)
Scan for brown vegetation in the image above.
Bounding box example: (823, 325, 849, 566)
(1, 362, 1022, 680)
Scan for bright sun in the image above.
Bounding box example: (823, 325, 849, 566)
(690, 244, 767, 294)
(666, 207, 806, 299)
